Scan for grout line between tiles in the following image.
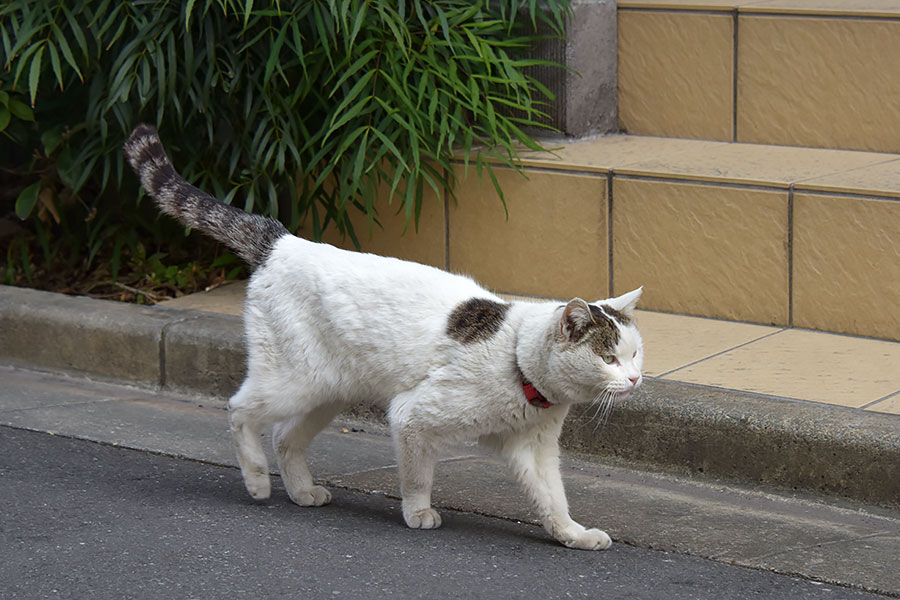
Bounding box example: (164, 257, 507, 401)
(613, 172, 788, 192)
(449, 159, 608, 179)
(788, 186, 900, 203)
(655, 328, 788, 379)
(860, 390, 900, 410)
(608, 170, 615, 297)
(787, 184, 794, 327)
(732, 8, 739, 143)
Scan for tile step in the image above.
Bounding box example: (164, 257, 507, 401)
(292, 135, 900, 341)
(516, 134, 900, 198)
(619, 0, 900, 17)
(506, 134, 900, 341)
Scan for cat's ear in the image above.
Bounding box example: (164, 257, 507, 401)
(561, 298, 595, 342)
(603, 287, 643, 321)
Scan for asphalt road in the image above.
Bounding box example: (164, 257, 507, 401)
(0, 427, 888, 600)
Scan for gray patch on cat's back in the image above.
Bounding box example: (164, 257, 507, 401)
(447, 298, 510, 344)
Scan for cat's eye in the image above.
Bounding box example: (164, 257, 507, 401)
(602, 355, 618, 365)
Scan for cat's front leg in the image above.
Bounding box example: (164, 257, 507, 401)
(391, 418, 442, 529)
(483, 430, 612, 550)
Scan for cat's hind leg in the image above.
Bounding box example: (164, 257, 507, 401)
(272, 401, 344, 507)
(228, 380, 274, 500)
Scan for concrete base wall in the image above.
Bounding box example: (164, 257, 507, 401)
(527, 0, 617, 137)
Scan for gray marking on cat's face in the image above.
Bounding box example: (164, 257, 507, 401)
(598, 303, 631, 326)
(447, 298, 510, 344)
(586, 306, 620, 355)
(560, 302, 621, 355)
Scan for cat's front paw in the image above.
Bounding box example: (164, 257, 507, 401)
(562, 527, 612, 551)
(244, 472, 271, 500)
(404, 508, 443, 529)
(288, 485, 332, 507)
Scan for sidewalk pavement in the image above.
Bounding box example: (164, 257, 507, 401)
(2, 365, 898, 596)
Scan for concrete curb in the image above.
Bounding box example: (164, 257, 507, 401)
(2, 285, 898, 507)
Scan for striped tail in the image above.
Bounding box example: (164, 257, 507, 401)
(123, 124, 288, 268)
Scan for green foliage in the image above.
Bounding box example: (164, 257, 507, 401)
(1, 0, 569, 296)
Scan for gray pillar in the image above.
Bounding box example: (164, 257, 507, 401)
(527, 0, 617, 138)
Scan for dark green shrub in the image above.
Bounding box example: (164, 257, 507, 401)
(1, 0, 569, 298)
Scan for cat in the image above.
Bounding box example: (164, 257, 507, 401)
(124, 123, 644, 551)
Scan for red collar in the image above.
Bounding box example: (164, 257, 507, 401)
(521, 376, 553, 408)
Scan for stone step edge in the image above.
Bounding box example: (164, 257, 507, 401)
(467, 135, 900, 200)
(618, 0, 900, 19)
(2, 284, 898, 508)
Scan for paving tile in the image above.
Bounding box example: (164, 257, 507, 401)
(866, 393, 900, 415)
(664, 329, 900, 407)
(796, 158, 900, 200)
(449, 166, 608, 300)
(159, 279, 247, 316)
(613, 178, 789, 325)
(618, 0, 744, 8)
(737, 15, 900, 153)
(617, 140, 890, 188)
(752, 533, 900, 596)
(633, 310, 781, 377)
(743, 0, 900, 16)
(516, 135, 728, 174)
(793, 193, 900, 341)
(474, 136, 896, 191)
(618, 10, 734, 140)
(0, 367, 128, 412)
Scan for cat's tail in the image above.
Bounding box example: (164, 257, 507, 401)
(123, 123, 288, 268)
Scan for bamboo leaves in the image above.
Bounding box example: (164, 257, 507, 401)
(1, 0, 570, 252)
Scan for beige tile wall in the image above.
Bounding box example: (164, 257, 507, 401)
(793, 193, 900, 341)
(294, 132, 900, 340)
(448, 166, 608, 300)
(737, 15, 900, 153)
(618, 10, 734, 141)
(613, 178, 790, 325)
(618, 5, 900, 153)
(307, 181, 447, 270)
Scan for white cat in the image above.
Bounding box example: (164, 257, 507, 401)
(125, 124, 644, 550)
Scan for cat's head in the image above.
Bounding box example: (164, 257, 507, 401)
(548, 288, 644, 402)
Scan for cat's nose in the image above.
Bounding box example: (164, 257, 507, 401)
(628, 375, 640, 385)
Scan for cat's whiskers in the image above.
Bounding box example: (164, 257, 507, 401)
(587, 386, 617, 434)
